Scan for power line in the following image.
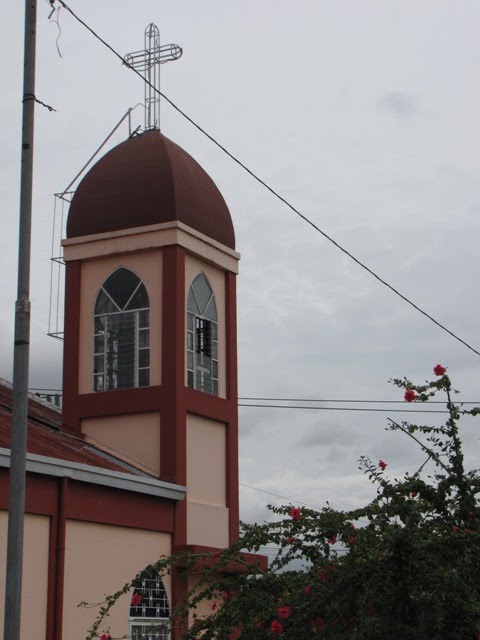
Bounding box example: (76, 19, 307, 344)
(28, 388, 480, 405)
(239, 403, 449, 414)
(55, 0, 480, 359)
(240, 482, 323, 511)
(239, 397, 480, 405)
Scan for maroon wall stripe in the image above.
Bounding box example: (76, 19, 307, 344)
(225, 272, 239, 543)
(62, 261, 81, 432)
(53, 478, 67, 640)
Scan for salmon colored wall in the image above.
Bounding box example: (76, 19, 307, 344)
(78, 251, 163, 394)
(0, 512, 50, 640)
(187, 572, 222, 625)
(62, 521, 171, 640)
(82, 412, 161, 476)
(185, 255, 226, 398)
(186, 502, 229, 548)
(186, 414, 226, 506)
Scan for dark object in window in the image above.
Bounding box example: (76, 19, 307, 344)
(187, 273, 218, 395)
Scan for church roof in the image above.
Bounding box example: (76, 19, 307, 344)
(66, 129, 235, 249)
(0, 380, 138, 475)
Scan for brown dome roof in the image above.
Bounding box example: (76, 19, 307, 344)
(66, 130, 235, 249)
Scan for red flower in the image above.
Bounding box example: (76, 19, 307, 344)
(130, 593, 142, 607)
(378, 460, 387, 471)
(327, 534, 337, 545)
(452, 525, 459, 533)
(210, 601, 218, 611)
(404, 389, 416, 402)
(410, 491, 418, 498)
(289, 507, 302, 521)
(256, 621, 265, 630)
(305, 584, 312, 595)
(433, 364, 446, 376)
(349, 536, 356, 545)
(318, 568, 326, 583)
(286, 536, 296, 544)
(100, 635, 112, 640)
(221, 591, 229, 601)
(270, 620, 284, 635)
(311, 617, 325, 631)
(277, 605, 291, 620)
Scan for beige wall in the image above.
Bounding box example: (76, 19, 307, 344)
(63, 520, 171, 640)
(185, 255, 226, 398)
(0, 512, 50, 640)
(187, 502, 229, 548)
(186, 414, 229, 547)
(82, 412, 161, 475)
(78, 251, 163, 394)
(187, 414, 225, 506)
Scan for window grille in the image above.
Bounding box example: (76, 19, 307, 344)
(187, 273, 218, 395)
(93, 268, 150, 391)
(129, 575, 170, 640)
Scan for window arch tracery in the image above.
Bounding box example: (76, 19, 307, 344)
(129, 573, 170, 640)
(186, 273, 218, 395)
(93, 267, 150, 391)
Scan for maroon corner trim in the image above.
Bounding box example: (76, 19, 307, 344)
(46, 512, 57, 640)
(62, 261, 81, 431)
(172, 544, 268, 573)
(184, 387, 230, 423)
(161, 246, 188, 546)
(53, 478, 67, 640)
(225, 272, 239, 543)
(69, 385, 165, 419)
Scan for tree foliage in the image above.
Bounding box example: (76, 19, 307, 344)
(89, 367, 480, 640)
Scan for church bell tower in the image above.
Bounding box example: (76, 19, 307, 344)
(61, 128, 240, 551)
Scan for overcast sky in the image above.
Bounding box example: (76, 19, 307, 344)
(1, 1, 480, 526)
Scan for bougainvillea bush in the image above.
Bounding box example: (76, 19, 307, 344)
(89, 367, 480, 640)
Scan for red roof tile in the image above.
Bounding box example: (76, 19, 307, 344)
(0, 381, 137, 475)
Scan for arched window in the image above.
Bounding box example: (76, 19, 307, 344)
(93, 267, 150, 391)
(186, 273, 218, 395)
(129, 573, 170, 640)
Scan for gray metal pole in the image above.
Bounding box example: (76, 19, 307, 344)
(3, 0, 37, 638)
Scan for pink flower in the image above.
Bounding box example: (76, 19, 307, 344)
(277, 605, 291, 620)
(311, 617, 325, 631)
(270, 620, 284, 635)
(378, 460, 387, 471)
(404, 389, 416, 403)
(434, 364, 446, 376)
(130, 593, 142, 607)
(289, 507, 302, 521)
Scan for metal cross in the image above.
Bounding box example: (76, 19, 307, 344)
(124, 24, 182, 131)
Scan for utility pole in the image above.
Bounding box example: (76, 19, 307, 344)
(3, 0, 37, 638)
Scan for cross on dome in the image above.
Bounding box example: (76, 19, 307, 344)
(124, 24, 182, 131)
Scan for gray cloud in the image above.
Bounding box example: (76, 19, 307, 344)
(376, 92, 418, 118)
